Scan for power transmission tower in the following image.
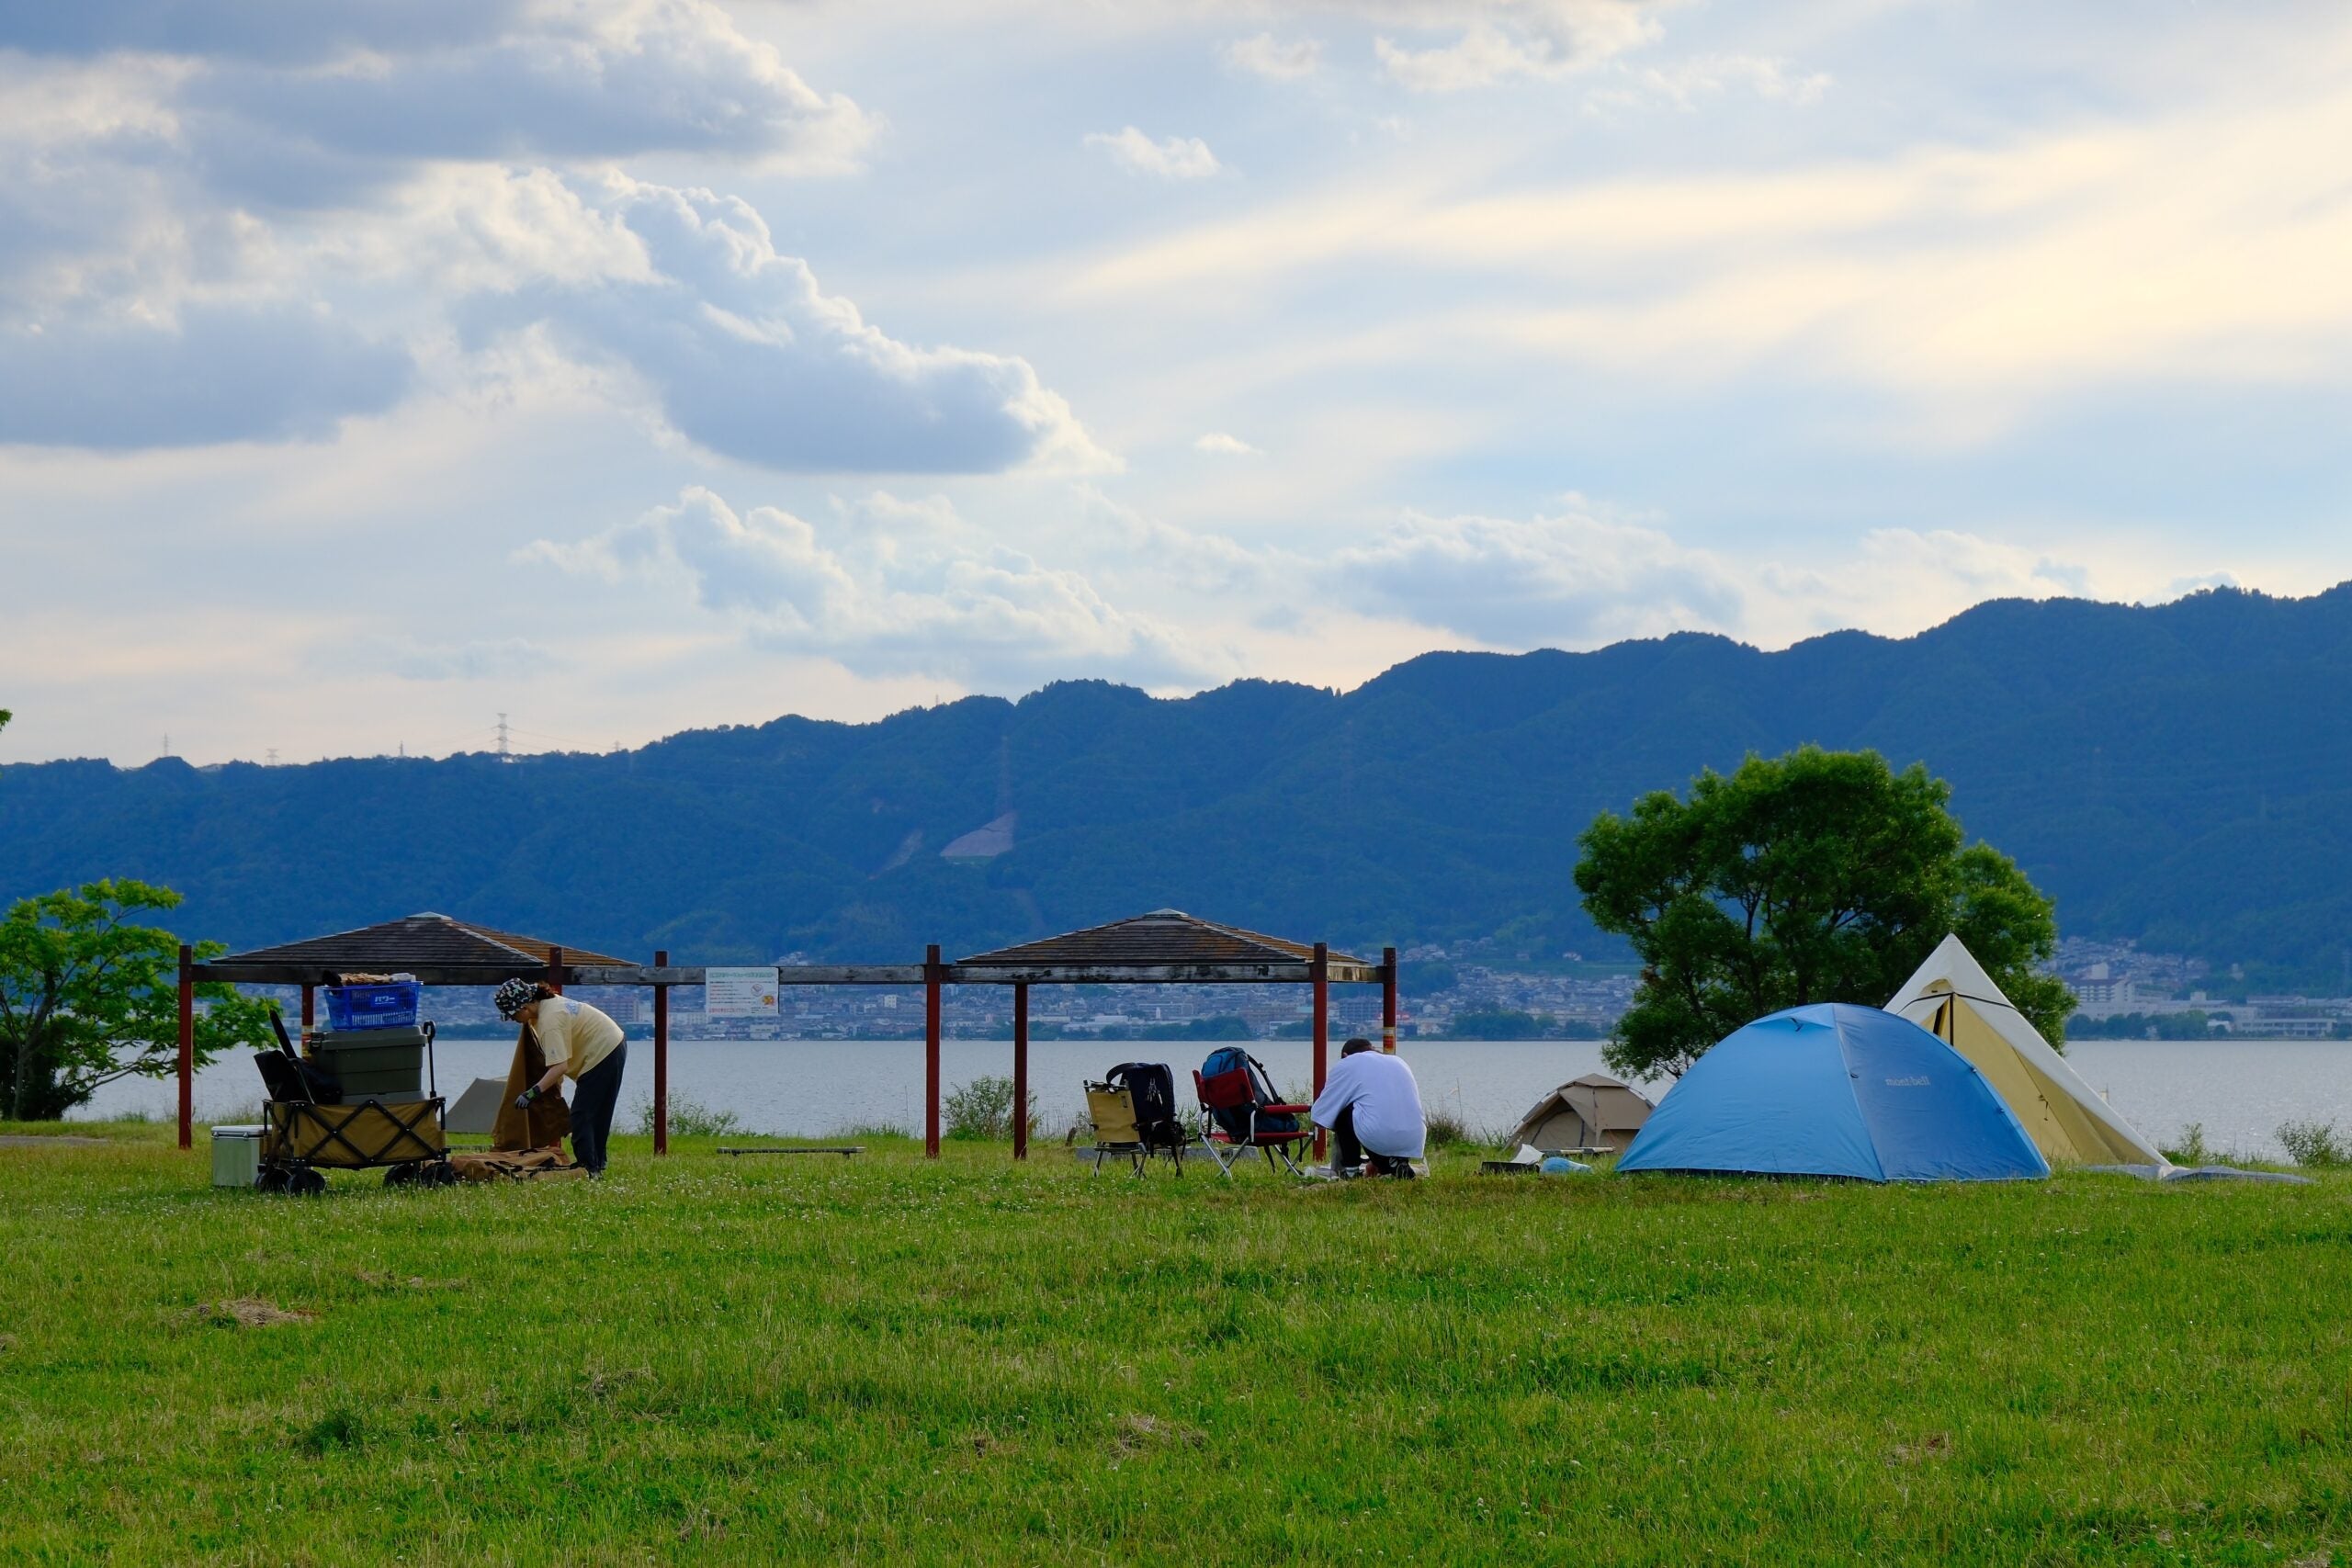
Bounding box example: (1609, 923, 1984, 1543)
(496, 713, 512, 762)
(266, 748, 279, 766)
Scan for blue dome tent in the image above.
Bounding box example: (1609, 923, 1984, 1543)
(1616, 1003, 2049, 1182)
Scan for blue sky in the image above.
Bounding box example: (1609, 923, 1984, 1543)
(3, 0, 2347, 763)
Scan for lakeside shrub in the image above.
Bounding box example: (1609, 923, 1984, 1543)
(944, 1075, 1039, 1141)
(633, 1095, 743, 1138)
(2162, 1123, 2213, 1165)
(2278, 1120, 2352, 1168)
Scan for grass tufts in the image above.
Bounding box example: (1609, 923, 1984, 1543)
(2278, 1120, 2352, 1168)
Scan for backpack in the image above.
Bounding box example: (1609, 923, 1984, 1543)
(1199, 1046, 1299, 1137)
(1105, 1062, 1182, 1149)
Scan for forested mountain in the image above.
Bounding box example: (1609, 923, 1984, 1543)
(8, 585, 2352, 983)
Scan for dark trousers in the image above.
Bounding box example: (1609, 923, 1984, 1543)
(570, 1041, 627, 1174)
(1331, 1104, 1409, 1176)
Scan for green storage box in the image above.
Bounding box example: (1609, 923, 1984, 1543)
(312, 1028, 426, 1100)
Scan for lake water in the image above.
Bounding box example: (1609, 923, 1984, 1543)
(77, 1034, 2352, 1161)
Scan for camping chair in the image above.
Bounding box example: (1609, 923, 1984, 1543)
(1193, 1062, 1314, 1178)
(1084, 1081, 1182, 1176)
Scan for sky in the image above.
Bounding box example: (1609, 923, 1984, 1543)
(3, 0, 2349, 765)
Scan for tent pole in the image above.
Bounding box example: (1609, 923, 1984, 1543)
(1311, 942, 1329, 1162)
(176, 944, 194, 1151)
(924, 944, 943, 1159)
(652, 948, 669, 1157)
(1012, 982, 1029, 1162)
(1382, 945, 1398, 1055)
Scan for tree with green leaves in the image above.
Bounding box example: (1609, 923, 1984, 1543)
(1576, 746, 2073, 1081)
(0, 880, 278, 1121)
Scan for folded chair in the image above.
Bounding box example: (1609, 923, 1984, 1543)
(1084, 1082, 1156, 1176)
(1193, 1056, 1314, 1178)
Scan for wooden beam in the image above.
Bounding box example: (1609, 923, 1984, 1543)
(652, 948, 670, 1158)
(1012, 982, 1029, 1163)
(1311, 942, 1329, 1164)
(194, 959, 1391, 987)
(176, 944, 194, 1152)
(1383, 946, 1398, 1055)
(545, 944, 564, 997)
(924, 944, 943, 1160)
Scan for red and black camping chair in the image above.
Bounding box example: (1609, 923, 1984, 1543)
(1193, 1055, 1314, 1178)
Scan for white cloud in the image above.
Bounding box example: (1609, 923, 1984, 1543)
(1193, 431, 1260, 455)
(1084, 126, 1223, 180)
(464, 176, 1111, 475)
(0, 304, 410, 449)
(1327, 505, 1743, 646)
(524, 486, 1223, 687)
(1588, 53, 1832, 113)
(1223, 33, 1323, 81)
(1373, 3, 1667, 91)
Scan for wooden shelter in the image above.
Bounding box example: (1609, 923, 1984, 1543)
(180, 908, 1396, 1162)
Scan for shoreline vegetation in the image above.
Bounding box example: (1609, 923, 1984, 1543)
(5, 1122, 2350, 1562)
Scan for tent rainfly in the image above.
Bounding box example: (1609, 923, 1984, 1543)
(1885, 933, 2165, 1168)
(1617, 1003, 2050, 1183)
(1508, 1073, 1654, 1154)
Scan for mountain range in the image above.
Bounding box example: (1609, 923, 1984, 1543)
(7, 584, 2352, 987)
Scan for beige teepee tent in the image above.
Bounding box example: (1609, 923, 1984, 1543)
(1886, 934, 2165, 1168)
(1508, 1073, 1654, 1154)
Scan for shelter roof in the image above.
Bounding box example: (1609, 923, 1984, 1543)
(216, 912, 627, 974)
(959, 909, 1364, 969)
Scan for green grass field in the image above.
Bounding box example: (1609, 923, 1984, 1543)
(3, 1124, 2348, 1566)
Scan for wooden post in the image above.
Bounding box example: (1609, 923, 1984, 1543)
(1012, 982, 1029, 1162)
(176, 944, 194, 1151)
(546, 944, 565, 996)
(1383, 945, 1398, 1055)
(1311, 941, 1329, 1162)
(652, 948, 670, 1157)
(924, 943, 943, 1159)
(300, 983, 314, 1047)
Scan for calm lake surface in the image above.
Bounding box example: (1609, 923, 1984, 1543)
(82, 1035, 2352, 1161)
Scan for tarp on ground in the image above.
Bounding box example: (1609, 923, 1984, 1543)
(1886, 934, 2165, 1168)
(1617, 1002, 2050, 1182)
(1508, 1073, 1653, 1153)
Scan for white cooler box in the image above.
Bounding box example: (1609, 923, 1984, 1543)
(211, 1123, 266, 1187)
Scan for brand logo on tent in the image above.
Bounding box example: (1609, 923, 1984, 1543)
(1884, 1075, 1931, 1087)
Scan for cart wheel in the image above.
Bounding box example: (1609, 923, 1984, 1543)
(423, 1162, 459, 1188)
(256, 1167, 289, 1194)
(288, 1168, 327, 1197)
(384, 1163, 415, 1189)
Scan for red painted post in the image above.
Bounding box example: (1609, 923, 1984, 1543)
(924, 944, 943, 1159)
(546, 944, 565, 996)
(652, 949, 670, 1157)
(1311, 942, 1329, 1162)
(300, 983, 314, 1047)
(1383, 945, 1398, 1055)
(176, 944, 194, 1151)
(1012, 982, 1029, 1162)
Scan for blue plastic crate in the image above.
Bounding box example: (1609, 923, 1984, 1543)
(323, 981, 421, 1032)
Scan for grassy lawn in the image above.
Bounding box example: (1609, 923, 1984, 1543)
(3, 1124, 2349, 1565)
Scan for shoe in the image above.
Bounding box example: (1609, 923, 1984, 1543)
(1330, 1163, 1364, 1179)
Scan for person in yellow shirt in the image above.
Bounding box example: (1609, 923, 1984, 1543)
(495, 978, 628, 1175)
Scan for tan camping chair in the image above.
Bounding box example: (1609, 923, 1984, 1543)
(1085, 1082, 1151, 1176)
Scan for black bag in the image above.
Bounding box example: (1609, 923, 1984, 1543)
(1106, 1062, 1183, 1149)
(253, 1047, 341, 1105)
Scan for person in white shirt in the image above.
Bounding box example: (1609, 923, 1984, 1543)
(495, 977, 628, 1175)
(1311, 1037, 1426, 1178)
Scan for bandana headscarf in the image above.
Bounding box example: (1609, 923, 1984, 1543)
(493, 976, 541, 1020)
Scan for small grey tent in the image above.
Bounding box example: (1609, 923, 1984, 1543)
(1509, 1073, 1654, 1154)
(445, 1076, 508, 1136)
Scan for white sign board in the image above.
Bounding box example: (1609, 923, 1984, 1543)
(705, 967, 779, 1018)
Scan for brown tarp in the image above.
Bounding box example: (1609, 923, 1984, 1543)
(492, 1024, 572, 1152)
(449, 1147, 585, 1182)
